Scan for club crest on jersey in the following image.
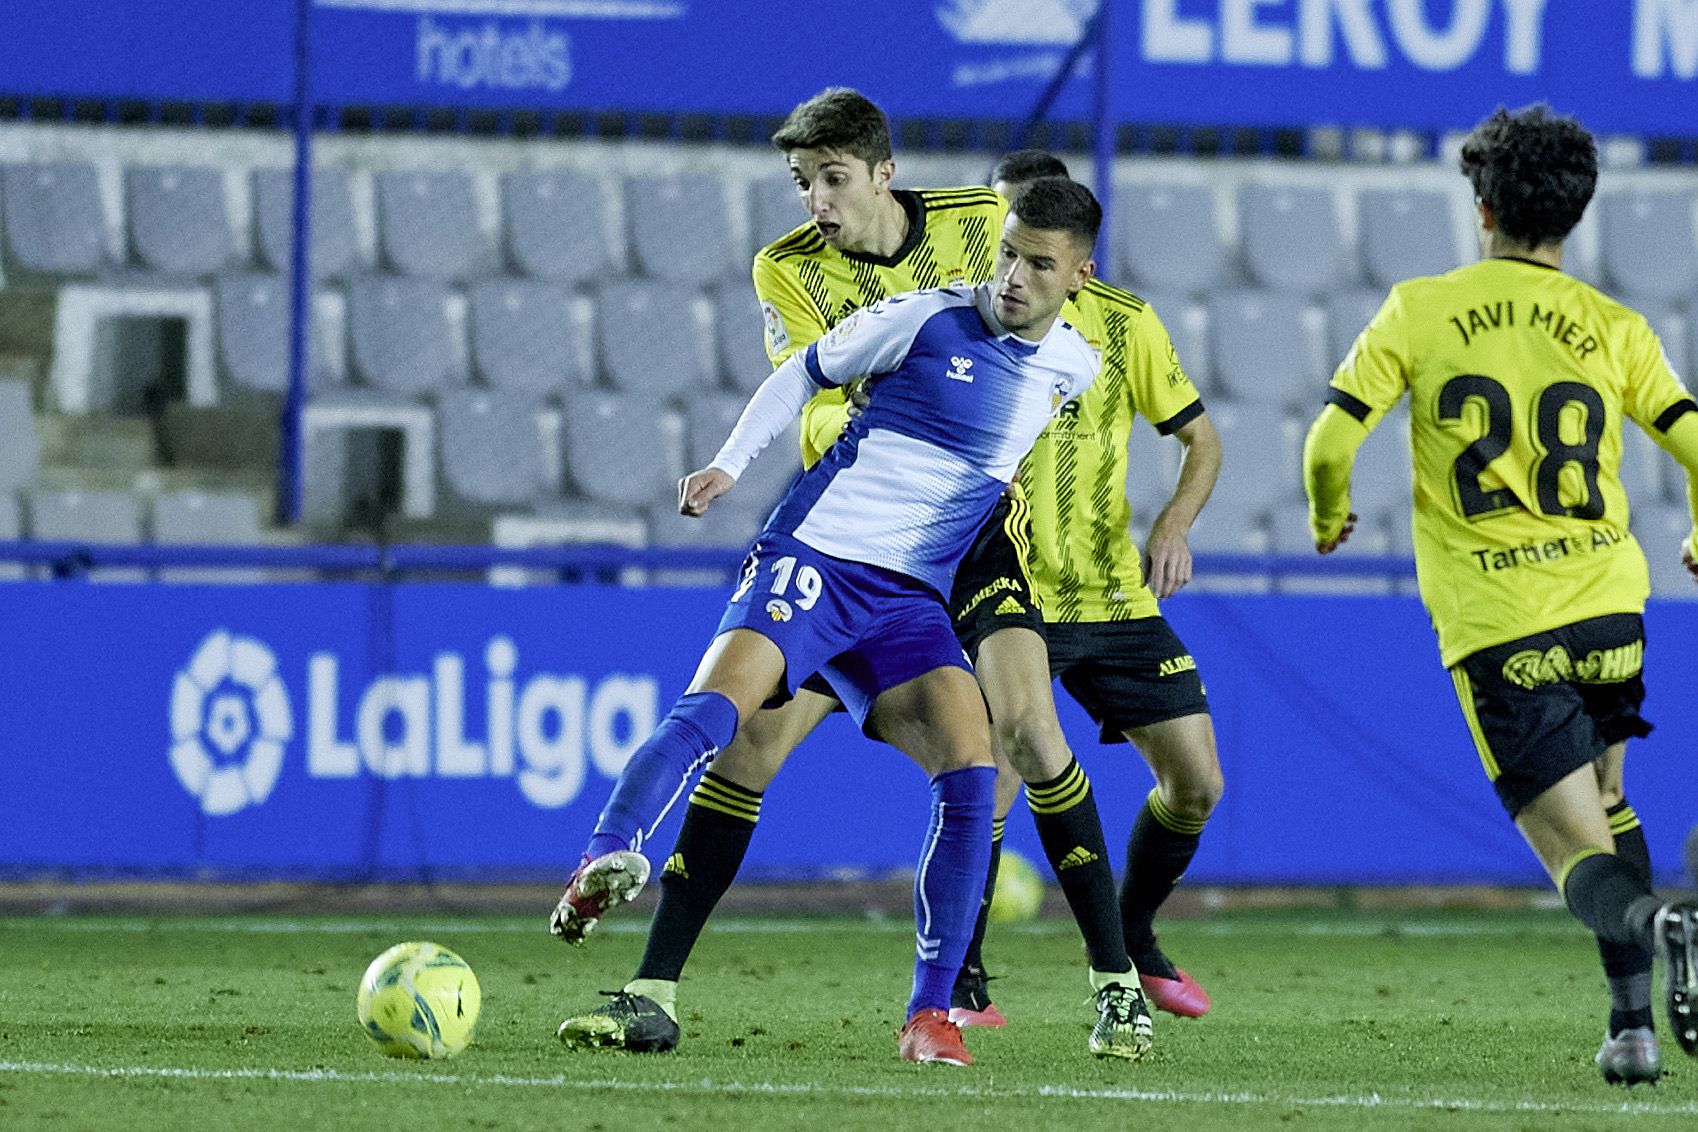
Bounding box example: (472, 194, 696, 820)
(761, 301, 790, 354)
(946, 355, 974, 383)
(766, 599, 793, 622)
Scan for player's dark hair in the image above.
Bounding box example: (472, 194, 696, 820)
(770, 87, 892, 169)
(990, 149, 1070, 189)
(1459, 104, 1597, 248)
(1010, 176, 1101, 250)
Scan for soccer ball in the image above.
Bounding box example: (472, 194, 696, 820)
(356, 941, 482, 1059)
(989, 848, 1045, 924)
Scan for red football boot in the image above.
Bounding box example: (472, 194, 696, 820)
(899, 1009, 973, 1066)
(1139, 966, 1212, 1018)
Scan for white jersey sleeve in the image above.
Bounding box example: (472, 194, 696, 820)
(800, 290, 969, 389)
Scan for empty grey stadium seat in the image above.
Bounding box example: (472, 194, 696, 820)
(0, 379, 40, 489)
(347, 276, 455, 395)
(1115, 183, 1225, 296)
(715, 284, 776, 394)
(216, 273, 294, 396)
(626, 174, 737, 284)
(253, 167, 359, 280)
(688, 393, 801, 511)
(750, 176, 806, 256)
(1621, 419, 1679, 507)
(1125, 415, 1181, 520)
(559, 387, 680, 507)
(1, 162, 106, 278)
(468, 279, 583, 396)
(375, 169, 486, 280)
(597, 280, 712, 398)
(438, 388, 549, 508)
(153, 489, 263, 544)
(28, 488, 146, 580)
(1358, 188, 1460, 289)
(127, 166, 234, 277)
(646, 500, 767, 586)
(1239, 184, 1347, 294)
(1598, 191, 1698, 303)
(501, 170, 617, 284)
(0, 491, 21, 580)
(1206, 402, 1303, 512)
(1208, 290, 1329, 409)
(1325, 289, 1388, 369)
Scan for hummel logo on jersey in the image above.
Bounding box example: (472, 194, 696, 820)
(946, 355, 974, 382)
(1158, 655, 1197, 677)
(1056, 846, 1101, 870)
(663, 853, 688, 879)
(994, 596, 1025, 616)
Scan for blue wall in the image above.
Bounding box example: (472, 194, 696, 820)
(5, 2, 1695, 135)
(0, 580, 1691, 885)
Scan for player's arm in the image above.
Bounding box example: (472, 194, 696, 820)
(1123, 301, 1217, 596)
(751, 254, 847, 467)
(1621, 319, 1698, 579)
(1303, 289, 1410, 552)
(1144, 410, 1220, 598)
(686, 297, 926, 515)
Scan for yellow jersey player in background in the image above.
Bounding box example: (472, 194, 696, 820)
(555, 90, 1156, 1062)
(988, 151, 1224, 1020)
(1303, 103, 1698, 1085)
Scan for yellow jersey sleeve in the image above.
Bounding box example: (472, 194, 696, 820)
(1125, 302, 1202, 430)
(1327, 286, 1412, 424)
(1620, 315, 1697, 433)
(751, 248, 848, 465)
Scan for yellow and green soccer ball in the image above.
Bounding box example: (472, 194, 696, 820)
(989, 848, 1046, 924)
(356, 941, 482, 1059)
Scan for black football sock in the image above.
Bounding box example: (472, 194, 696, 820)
(1121, 788, 1205, 979)
(960, 819, 1004, 975)
(1027, 759, 1130, 974)
(1598, 802, 1656, 1035)
(1561, 849, 1660, 951)
(633, 773, 760, 983)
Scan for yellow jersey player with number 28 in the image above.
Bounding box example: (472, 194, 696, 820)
(1303, 103, 1698, 1086)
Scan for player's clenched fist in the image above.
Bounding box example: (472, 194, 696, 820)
(679, 467, 735, 516)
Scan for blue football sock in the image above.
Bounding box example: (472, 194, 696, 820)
(586, 691, 739, 859)
(908, 764, 995, 1017)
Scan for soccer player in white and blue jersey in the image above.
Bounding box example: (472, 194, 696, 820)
(553, 179, 1103, 1066)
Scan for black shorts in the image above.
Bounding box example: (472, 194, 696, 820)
(1450, 613, 1652, 818)
(1046, 617, 1210, 742)
(948, 494, 1045, 660)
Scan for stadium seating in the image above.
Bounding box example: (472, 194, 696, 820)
(468, 278, 585, 395)
(686, 392, 800, 512)
(26, 487, 146, 580)
(1, 162, 107, 280)
(1357, 188, 1461, 289)
(625, 173, 738, 285)
(126, 165, 235, 278)
(595, 279, 713, 399)
(375, 169, 487, 280)
(0, 379, 41, 490)
(151, 489, 266, 582)
(1114, 182, 1225, 296)
(714, 282, 776, 393)
(1207, 289, 1329, 410)
(749, 175, 806, 257)
(501, 169, 619, 284)
(253, 167, 360, 280)
(559, 386, 682, 508)
(1324, 289, 1385, 369)
(436, 387, 551, 509)
(346, 276, 457, 394)
(1239, 183, 1348, 295)
(1596, 190, 1698, 303)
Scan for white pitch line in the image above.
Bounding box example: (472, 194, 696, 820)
(0, 1059, 1692, 1117)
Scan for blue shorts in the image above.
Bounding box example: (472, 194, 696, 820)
(716, 532, 972, 730)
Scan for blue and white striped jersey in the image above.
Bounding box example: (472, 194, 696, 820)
(761, 284, 1099, 595)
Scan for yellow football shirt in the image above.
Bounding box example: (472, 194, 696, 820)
(751, 187, 1006, 464)
(1022, 280, 1204, 622)
(1311, 257, 1697, 665)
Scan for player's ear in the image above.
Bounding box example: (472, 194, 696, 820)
(1475, 196, 1497, 231)
(1071, 253, 1096, 293)
(872, 158, 895, 192)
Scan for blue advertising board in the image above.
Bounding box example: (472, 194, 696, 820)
(0, 580, 1692, 886)
(3, 2, 1694, 136)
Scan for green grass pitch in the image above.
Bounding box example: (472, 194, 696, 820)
(0, 907, 1693, 1131)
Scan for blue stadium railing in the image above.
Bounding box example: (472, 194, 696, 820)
(0, 540, 1418, 584)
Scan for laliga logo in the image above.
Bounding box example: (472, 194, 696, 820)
(170, 630, 294, 817)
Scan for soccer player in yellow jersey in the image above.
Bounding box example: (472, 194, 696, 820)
(987, 151, 1224, 1019)
(1303, 104, 1698, 1084)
